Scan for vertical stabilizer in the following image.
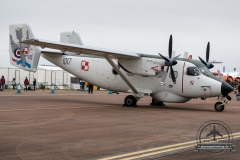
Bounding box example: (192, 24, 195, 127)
(60, 31, 83, 45)
(9, 23, 41, 72)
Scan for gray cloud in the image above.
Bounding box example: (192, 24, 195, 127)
(1, 0, 240, 72)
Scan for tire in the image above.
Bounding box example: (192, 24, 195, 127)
(214, 102, 224, 112)
(152, 98, 159, 104)
(151, 98, 166, 106)
(124, 95, 137, 106)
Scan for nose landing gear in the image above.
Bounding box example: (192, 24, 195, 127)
(214, 102, 224, 112)
(214, 96, 230, 112)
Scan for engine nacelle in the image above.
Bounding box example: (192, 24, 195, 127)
(118, 57, 165, 76)
(152, 92, 191, 103)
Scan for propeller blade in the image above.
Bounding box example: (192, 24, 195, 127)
(169, 35, 172, 58)
(198, 56, 207, 66)
(173, 54, 181, 60)
(206, 42, 210, 62)
(161, 66, 169, 83)
(158, 53, 169, 62)
(170, 66, 176, 84)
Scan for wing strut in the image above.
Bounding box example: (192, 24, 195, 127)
(103, 55, 139, 95)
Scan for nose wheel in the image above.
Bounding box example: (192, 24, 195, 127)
(214, 102, 225, 112)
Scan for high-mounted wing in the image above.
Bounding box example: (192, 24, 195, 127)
(20, 39, 140, 59)
(20, 39, 142, 95)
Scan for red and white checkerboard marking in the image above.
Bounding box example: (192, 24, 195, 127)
(23, 47, 28, 55)
(81, 60, 89, 71)
(190, 80, 194, 85)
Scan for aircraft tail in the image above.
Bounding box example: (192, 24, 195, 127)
(9, 23, 41, 72)
(60, 31, 83, 45)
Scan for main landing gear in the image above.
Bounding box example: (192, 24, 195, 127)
(150, 98, 166, 106)
(123, 95, 138, 107)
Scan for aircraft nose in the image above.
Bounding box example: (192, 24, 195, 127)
(221, 82, 233, 96)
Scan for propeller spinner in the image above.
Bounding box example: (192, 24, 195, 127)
(159, 35, 181, 85)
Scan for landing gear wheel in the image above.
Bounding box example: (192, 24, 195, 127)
(214, 102, 224, 112)
(123, 95, 137, 107)
(150, 98, 166, 106)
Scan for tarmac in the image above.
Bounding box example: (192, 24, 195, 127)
(0, 89, 240, 160)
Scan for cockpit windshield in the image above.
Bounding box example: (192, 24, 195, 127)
(186, 67, 201, 76)
(198, 66, 212, 76)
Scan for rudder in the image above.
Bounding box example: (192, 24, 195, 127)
(9, 23, 41, 72)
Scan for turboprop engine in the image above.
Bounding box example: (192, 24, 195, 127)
(118, 58, 165, 76)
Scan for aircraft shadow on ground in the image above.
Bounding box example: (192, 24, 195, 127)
(37, 97, 227, 112)
(137, 105, 216, 112)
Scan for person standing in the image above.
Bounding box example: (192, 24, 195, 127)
(88, 83, 93, 94)
(79, 78, 81, 90)
(0, 76, 5, 92)
(85, 81, 88, 92)
(11, 78, 16, 90)
(24, 77, 29, 91)
(33, 78, 36, 91)
(79, 79, 85, 91)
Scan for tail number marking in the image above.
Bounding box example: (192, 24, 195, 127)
(63, 58, 72, 65)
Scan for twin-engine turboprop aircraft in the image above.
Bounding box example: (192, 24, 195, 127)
(9, 23, 233, 112)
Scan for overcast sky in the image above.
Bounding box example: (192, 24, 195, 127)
(1, 0, 240, 72)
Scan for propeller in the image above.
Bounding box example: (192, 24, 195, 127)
(198, 42, 216, 69)
(159, 35, 181, 85)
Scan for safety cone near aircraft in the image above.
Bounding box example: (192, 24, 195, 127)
(8, 23, 233, 111)
(50, 83, 55, 94)
(16, 82, 21, 94)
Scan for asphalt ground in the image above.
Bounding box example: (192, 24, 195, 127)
(0, 89, 239, 160)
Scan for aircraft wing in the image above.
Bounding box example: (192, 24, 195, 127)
(20, 39, 141, 59)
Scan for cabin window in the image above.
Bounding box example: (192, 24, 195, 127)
(169, 71, 178, 78)
(186, 67, 201, 76)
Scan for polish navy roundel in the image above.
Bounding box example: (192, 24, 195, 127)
(23, 47, 28, 55)
(14, 48, 21, 58)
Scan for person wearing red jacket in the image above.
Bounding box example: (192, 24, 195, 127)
(0, 76, 5, 92)
(24, 77, 29, 91)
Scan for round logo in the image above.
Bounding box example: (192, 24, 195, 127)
(196, 120, 233, 155)
(14, 48, 21, 58)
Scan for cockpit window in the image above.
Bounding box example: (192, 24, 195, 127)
(199, 66, 212, 76)
(186, 67, 201, 76)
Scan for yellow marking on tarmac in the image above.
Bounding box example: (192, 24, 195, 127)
(122, 135, 240, 160)
(120, 144, 195, 160)
(98, 140, 197, 160)
(99, 132, 240, 160)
